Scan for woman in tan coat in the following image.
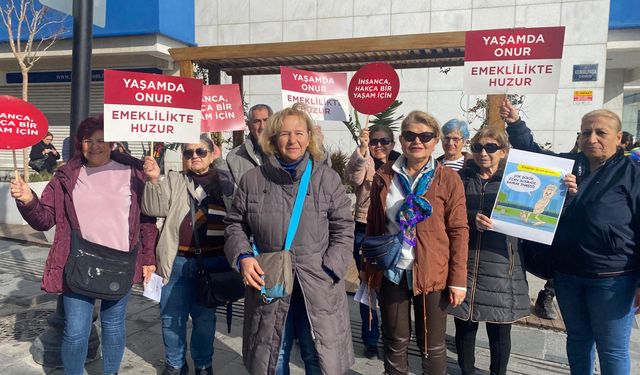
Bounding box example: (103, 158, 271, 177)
(345, 124, 400, 358)
(365, 111, 469, 375)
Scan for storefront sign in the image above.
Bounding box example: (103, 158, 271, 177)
(103, 70, 203, 143)
(572, 64, 598, 82)
(6, 68, 162, 84)
(0, 96, 49, 150)
(464, 26, 565, 94)
(348, 63, 400, 115)
(573, 90, 593, 103)
(280, 66, 349, 121)
(201, 84, 245, 132)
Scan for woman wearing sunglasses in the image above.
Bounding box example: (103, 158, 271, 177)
(142, 136, 235, 375)
(448, 127, 530, 375)
(364, 111, 469, 374)
(345, 124, 400, 358)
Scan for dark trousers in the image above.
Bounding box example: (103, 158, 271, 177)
(353, 223, 380, 347)
(454, 318, 512, 375)
(379, 275, 447, 375)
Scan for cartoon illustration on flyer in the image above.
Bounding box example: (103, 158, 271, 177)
(490, 149, 574, 245)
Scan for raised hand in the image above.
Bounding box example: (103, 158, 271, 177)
(499, 99, 520, 125)
(10, 174, 34, 204)
(143, 156, 161, 184)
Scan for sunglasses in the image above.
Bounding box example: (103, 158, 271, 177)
(470, 143, 502, 154)
(182, 148, 209, 159)
(369, 137, 392, 146)
(401, 131, 435, 143)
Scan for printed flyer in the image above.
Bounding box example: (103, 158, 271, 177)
(490, 149, 574, 245)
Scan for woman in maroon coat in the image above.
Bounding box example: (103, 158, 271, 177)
(10, 116, 158, 375)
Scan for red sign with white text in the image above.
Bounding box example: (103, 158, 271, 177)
(103, 69, 203, 143)
(201, 84, 245, 132)
(348, 63, 400, 115)
(280, 66, 349, 122)
(464, 27, 565, 94)
(0, 95, 49, 150)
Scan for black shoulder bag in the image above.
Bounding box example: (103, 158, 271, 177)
(64, 230, 139, 300)
(190, 198, 245, 309)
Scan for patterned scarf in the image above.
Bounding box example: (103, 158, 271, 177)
(396, 168, 435, 247)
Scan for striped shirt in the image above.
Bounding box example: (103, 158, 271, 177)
(441, 155, 465, 171)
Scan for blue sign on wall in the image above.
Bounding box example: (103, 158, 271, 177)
(572, 64, 598, 82)
(6, 68, 162, 84)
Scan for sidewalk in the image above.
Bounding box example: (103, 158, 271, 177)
(0, 224, 636, 374)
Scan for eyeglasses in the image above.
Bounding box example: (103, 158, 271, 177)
(401, 131, 435, 143)
(443, 136, 463, 143)
(182, 148, 209, 159)
(470, 143, 502, 154)
(369, 137, 392, 146)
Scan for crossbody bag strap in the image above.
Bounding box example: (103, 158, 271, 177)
(189, 196, 206, 270)
(284, 159, 312, 251)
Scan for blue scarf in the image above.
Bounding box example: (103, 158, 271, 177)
(396, 168, 435, 247)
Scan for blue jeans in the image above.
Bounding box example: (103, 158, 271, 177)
(160, 255, 228, 369)
(354, 223, 380, 348)
(554, 272, 637, 375)
(275, 281, 321, 375)
(61, 291, 130, 375)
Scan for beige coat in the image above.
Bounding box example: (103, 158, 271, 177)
(141, 168, 234, 283)
(344, 149, 376, 224)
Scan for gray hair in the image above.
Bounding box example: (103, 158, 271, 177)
(441, 119, 470, 139)
(247, 104, 274, 124)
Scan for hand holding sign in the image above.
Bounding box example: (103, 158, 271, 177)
(10, 174, 34, 204)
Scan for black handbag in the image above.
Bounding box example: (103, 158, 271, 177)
(64, 231, 138, 300)
(361, 232, 403, 270)
(521, 239, 554, 280)
(29, 157, 47, 172)
(189, 198, 245, 308)
(195, 268, 245, 308)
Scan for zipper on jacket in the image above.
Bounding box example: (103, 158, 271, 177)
(508, 242, 514, 276)
(468, 179, 488, 319)
(296, 272, 317, 340)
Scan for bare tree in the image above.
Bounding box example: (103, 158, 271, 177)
(0, 0, 67, 181)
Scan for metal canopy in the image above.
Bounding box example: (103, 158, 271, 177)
(169, 31, 466, 76)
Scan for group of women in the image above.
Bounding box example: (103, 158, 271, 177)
(9, 103, 639, 375)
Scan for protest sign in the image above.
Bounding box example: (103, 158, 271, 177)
(348, 63, 399, 115)
(489, 149, 574, 245)
(103, 70, 203, 143)
(280, 66, 349, 121)
(201, 84, 245, 132)
(464, 26, 565, 94)
(0, 95, 49, 150)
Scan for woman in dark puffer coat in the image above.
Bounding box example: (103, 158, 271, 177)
(448, 127, 529, 375)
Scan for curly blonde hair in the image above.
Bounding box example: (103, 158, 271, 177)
(258, 107, 324, 161)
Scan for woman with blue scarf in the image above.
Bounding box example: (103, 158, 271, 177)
(365, 110, 469, 375)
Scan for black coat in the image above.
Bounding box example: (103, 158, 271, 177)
(507, 121, 640, 277)
(449, 161, 530, 323)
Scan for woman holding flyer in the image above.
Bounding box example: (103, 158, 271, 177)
(448, 127, 529, 375)
(502, 102, 636, 375)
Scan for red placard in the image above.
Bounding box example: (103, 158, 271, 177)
(465, 27, 565, 62)
(104, 70, 202, 109)
(103, 69, 203, 143)
(348, 63, 400, 115)
(201, 84, 246, 132)
(0, 96, 49, 150)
